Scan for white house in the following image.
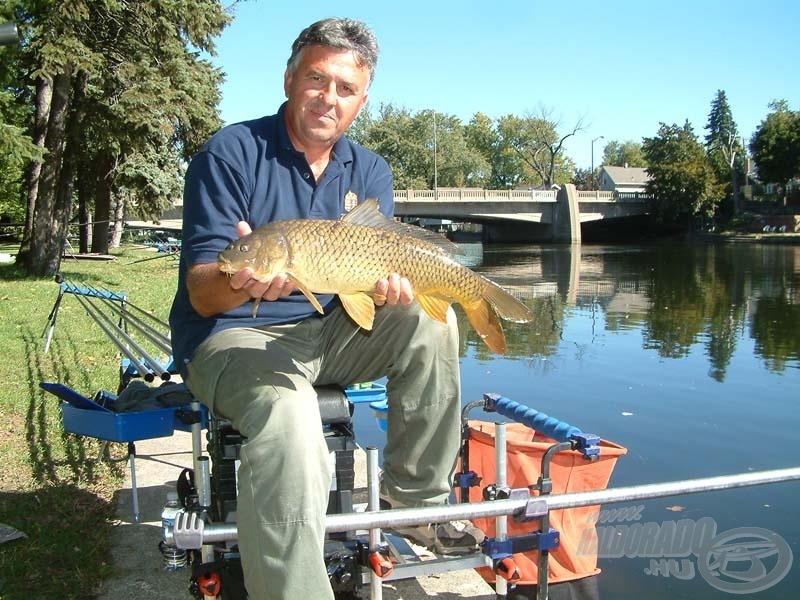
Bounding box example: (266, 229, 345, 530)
(598, 165, 651, 193)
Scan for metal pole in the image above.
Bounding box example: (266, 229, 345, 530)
(42, 287, 66, 353)
(93, 291, 173, 354)
(128, 442, 140, 522)
(367, 447, 383, 600)
(591, 135, 604, 189)
(71, 292, 157, 382)
(73, 288, 170, 380)
(171, 466, 800, 547)
(433, 110, 438, 199)
(0, 22, 18, 46)
(495, 424, 508, 598)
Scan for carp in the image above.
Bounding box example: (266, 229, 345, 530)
(218, 200, 532, 353)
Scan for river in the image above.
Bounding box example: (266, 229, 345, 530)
(352, 240, 800, 599)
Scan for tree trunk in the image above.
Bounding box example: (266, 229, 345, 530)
(77, 167, 90, 253)
(17, 76, 53, 263)
(730, 166, 740, 215)
(27, 68, 72, 276)
(52, 70, 89, 266)
(91, 152, 115, 254)
(110, 193, 125, 248)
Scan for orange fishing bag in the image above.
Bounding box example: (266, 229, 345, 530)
(466, 420, 627, 586)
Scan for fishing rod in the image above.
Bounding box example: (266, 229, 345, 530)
(83, 298, 171, 381)
(168, 464, 800, 547)
(93, 285, 171, 330)
(128, 251, 179, 265)
(66, 281, 170, 381)
(84, 285, 173, 355)
(70, 291, 158, 383)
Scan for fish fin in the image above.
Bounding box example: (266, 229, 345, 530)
(483, 280, 533, 323)
(463, 299, 507, 354)
(342, 199, 465, 256)
(416, 294, 453, 324)
(339, 292, 376, 330)
(287, 275, 325, 314)
(251, 298, 260, 318)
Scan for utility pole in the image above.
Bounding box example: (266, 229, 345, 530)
(433, 110, 438, 199)
(591, 135, 604, 190)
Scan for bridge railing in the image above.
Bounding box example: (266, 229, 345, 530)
(576, 191, 653, 203)
(394, 189, 651, 203)
(394, 189, 557, 202)
(576, 190, 616, 202)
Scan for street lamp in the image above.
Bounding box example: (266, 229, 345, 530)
(432, 110, 438, 199)
(591, 135, 604, 190)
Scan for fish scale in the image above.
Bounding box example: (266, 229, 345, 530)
(218, 200, 532, 353)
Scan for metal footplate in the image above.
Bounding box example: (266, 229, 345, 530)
(378, 531, 491, 581)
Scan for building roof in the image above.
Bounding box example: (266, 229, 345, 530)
(601, 165, 651, 185)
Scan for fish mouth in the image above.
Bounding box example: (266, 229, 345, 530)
(218, 257, 234, 274)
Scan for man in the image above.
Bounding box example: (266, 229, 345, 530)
(169, 18, 483, 599)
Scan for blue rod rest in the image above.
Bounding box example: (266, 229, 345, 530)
(61, 281, 126, 301)
(482, 393, 600, 458)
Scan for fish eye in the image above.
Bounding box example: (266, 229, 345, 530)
(239, 243, 249, 252)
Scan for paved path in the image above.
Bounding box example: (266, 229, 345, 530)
(97, 431, 496, 599)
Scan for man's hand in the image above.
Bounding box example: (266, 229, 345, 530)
(373, 273, 414, 306)
(186, 221, 296, 317)
(229, 221, 295, 301)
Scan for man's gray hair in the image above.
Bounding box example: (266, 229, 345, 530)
(287, 18, 379, 86)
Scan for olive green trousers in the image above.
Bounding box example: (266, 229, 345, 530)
(186, 303, 462, 600)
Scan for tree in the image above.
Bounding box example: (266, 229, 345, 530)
(749, 100, 800, 202)
(642, 121, 718, 222)
(350, 103, 431, 188)
(601, 140, 646, 168)
(351, 104, 489, 189)
(704, 90, 744, 213)
(570, 167, 591, 190)
(430, 111, 490, 188)
(496, 107, 584, 189)
(0, 76, 45, 221)
(6, 0, 230, 276)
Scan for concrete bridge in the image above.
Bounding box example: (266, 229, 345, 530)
(393, 185, 654, 243)
(141, 186, 652, 243)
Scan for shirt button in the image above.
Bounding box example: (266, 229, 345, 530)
(303, 172, 310, 179)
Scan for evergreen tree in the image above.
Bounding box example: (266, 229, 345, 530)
(4, 0, 231, 276)
(704, 89, 743, 213)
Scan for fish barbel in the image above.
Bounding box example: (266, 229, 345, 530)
(218, 200, 533, 353)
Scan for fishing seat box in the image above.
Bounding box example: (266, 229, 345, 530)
(41, 382, 202, 442)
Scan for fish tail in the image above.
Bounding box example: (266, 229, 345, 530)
(483, 280, 533, 323)
(463, 299, 507, 354)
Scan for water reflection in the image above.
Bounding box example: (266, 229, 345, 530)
(461, 242, 800, 376)
(354, 241, 800, 599)
(449, 241, 800, 599)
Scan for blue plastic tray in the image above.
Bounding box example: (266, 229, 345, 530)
(344, 382, 387, 404)
(42, 382, 202, 443)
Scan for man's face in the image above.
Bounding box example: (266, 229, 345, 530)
(283, 45, 370, 154)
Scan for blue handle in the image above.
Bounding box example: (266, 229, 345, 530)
(483, 393, 582, 443)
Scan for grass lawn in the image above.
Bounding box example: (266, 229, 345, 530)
(0, 242, 180, 600)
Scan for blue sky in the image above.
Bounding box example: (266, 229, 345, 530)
(210, 0, 799, 170)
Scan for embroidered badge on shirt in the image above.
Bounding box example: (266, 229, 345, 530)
(344, 190, 359, 213)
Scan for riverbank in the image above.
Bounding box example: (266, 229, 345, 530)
(692, 231, 800, 244)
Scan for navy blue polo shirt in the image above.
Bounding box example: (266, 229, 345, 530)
(168, 102, 394, 372)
